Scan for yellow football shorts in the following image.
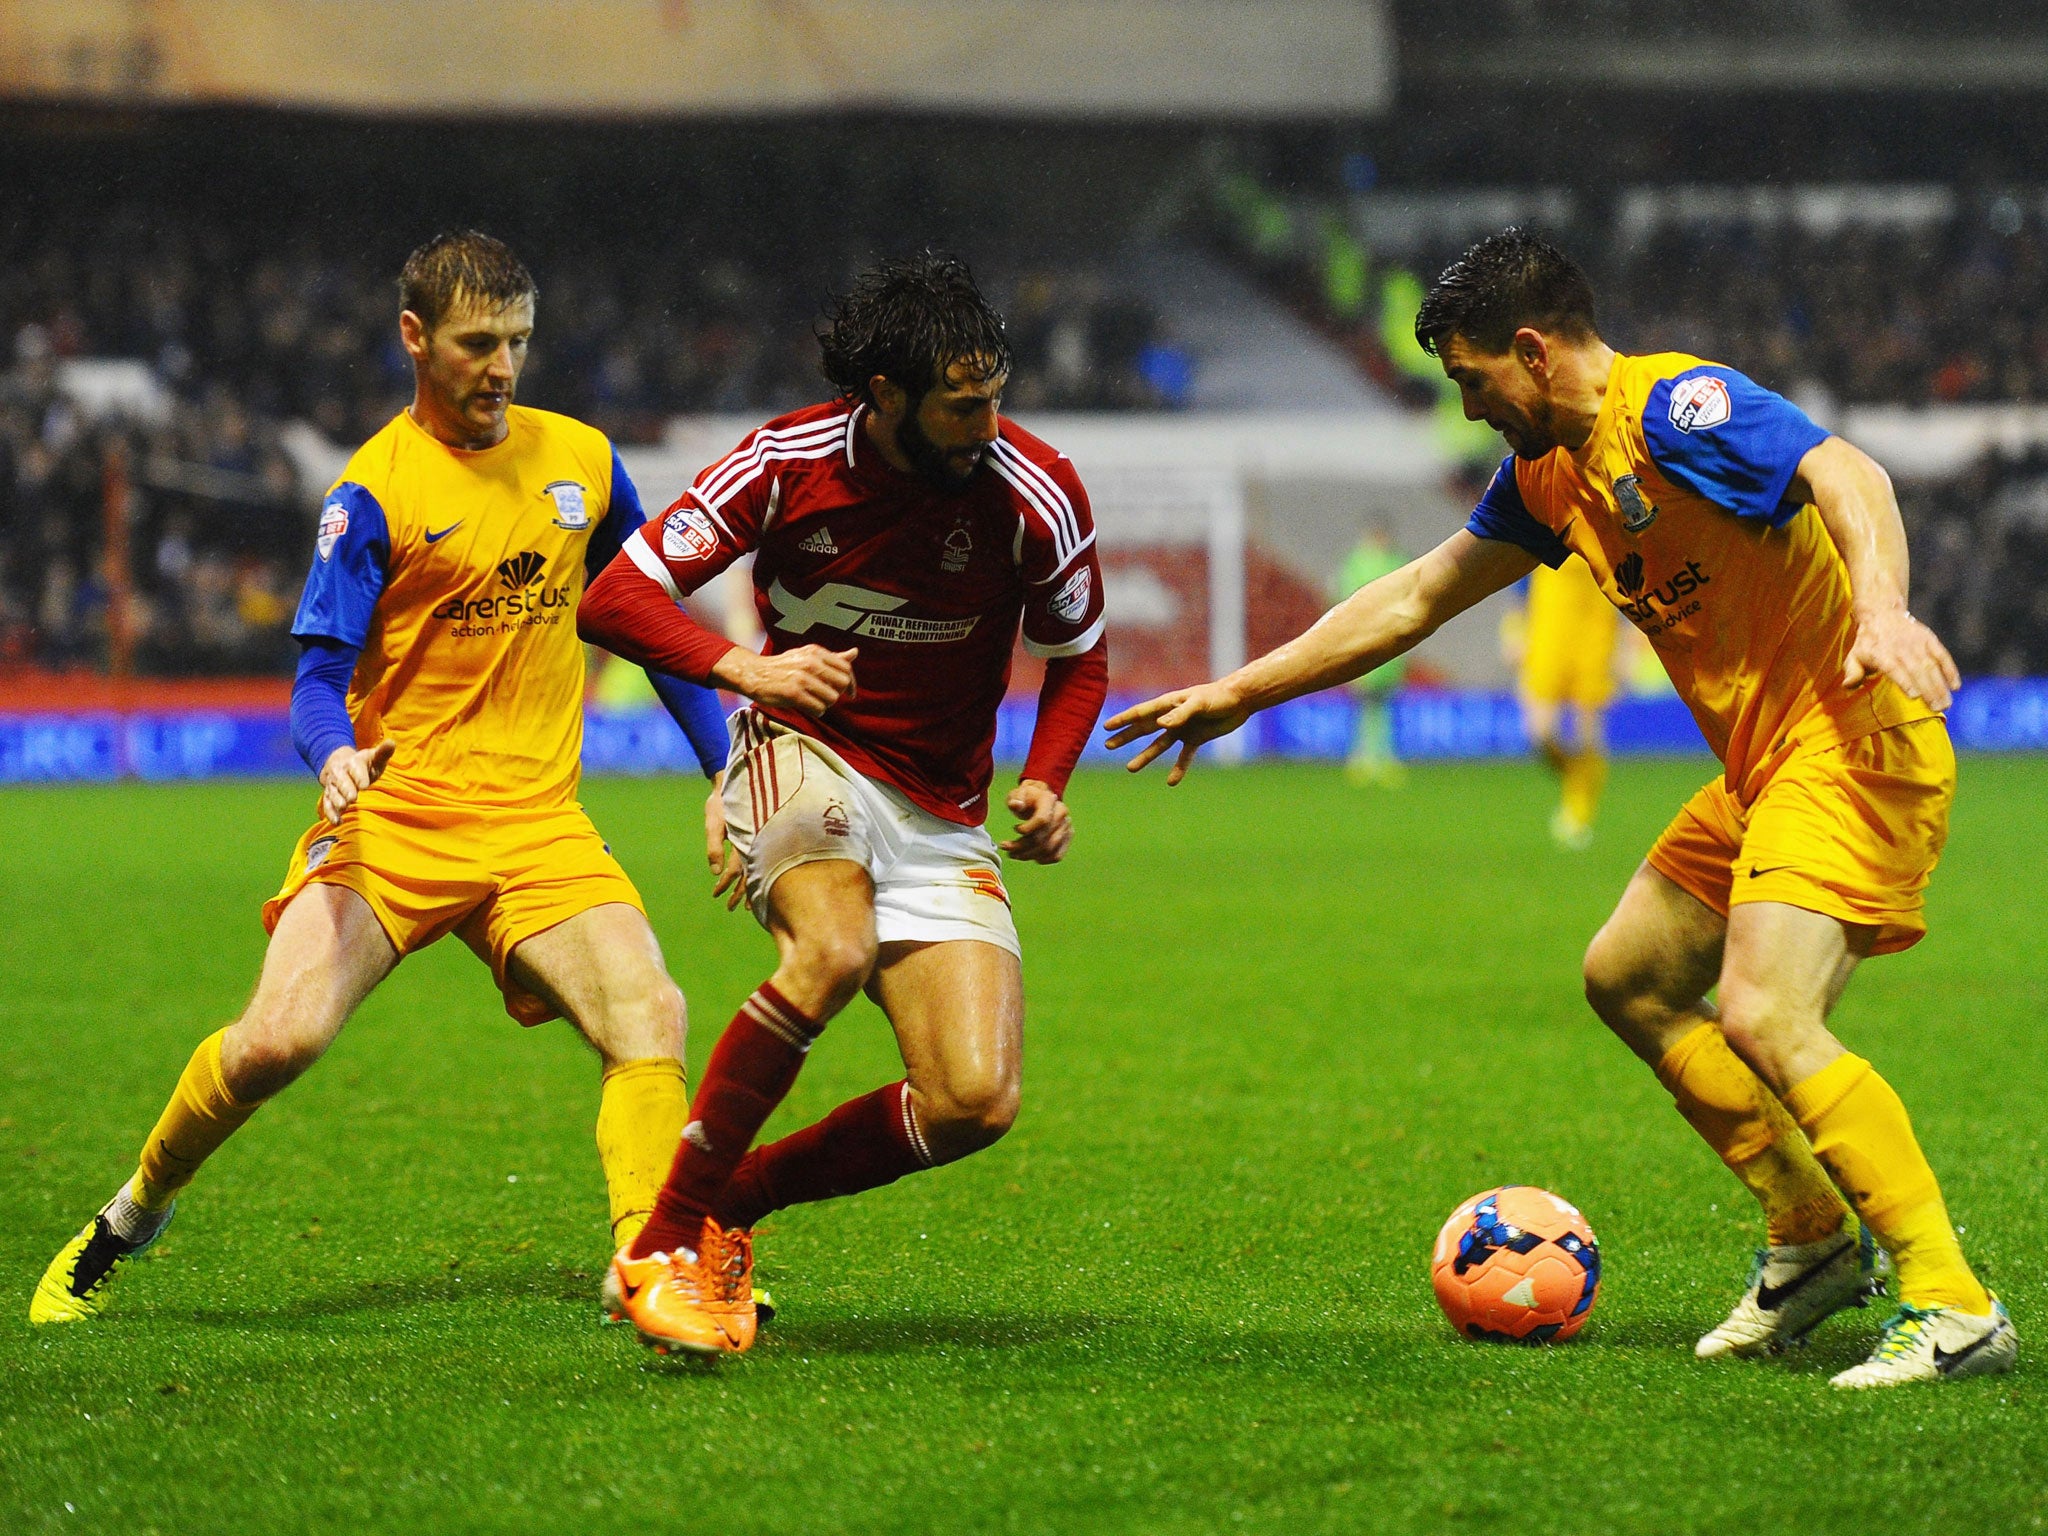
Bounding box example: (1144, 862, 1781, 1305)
(1647, 716, 1954, 954)
(263, 793, 645, 1025)
(1520, 619, 1617, 711)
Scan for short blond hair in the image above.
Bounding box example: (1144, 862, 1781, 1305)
(398, 230, 536, 332)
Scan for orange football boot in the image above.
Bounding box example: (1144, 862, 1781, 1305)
(605, 1220, 758, 1356)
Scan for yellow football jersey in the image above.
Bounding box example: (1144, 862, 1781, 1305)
(1521, 557, 1619, 709)
(1469, 353, 1935, 797)
(294, 405, 636, 809)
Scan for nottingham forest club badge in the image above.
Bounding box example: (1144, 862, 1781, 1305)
(544, 480, 590, 531)
(1614, 474, 1659, 534)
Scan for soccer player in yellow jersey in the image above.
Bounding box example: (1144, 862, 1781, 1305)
(31, 232, 732, 1325)
(1508, 557, 1620, 847)
(1110, 231, 2015, 1390)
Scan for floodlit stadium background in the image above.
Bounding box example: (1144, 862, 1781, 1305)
(3, 0, 2047, 779)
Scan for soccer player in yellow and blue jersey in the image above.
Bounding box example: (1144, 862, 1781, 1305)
(31, 231, 730, 1325)
(1506, 557, 1620, 846)
(1109, 231, 2015, 1390)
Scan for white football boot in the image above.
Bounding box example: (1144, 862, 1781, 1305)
(1831, 1297, 2018, 1390)
(1697, 1217, 1885, 1359)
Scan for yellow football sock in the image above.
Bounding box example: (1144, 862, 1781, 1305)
(596, 1057, 688, 1248)
(132, 1029, 265, 1210)
(1560, 746, 1608, 829)
(1783, 1053, 1990, 1312)
(1656, 1023, 1850, 1247)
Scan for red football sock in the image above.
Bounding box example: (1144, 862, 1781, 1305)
(715, 1080, 936, 1231)
(629, 982, 821, 1260)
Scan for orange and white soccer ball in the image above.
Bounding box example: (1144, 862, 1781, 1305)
(1431, 1186, 1601, 1343)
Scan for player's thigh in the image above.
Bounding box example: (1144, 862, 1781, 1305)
(505, 902, 684, 1064)
(765, 857, 880, 1008)
(225, 883, 398, 1091)
(1582, 861, 1726, 1064)
(1734, 721, 1953, 958)
(1716, 900, 1868, 1093)
(868, 939, 1023, 1129)
(724, 717, 878, 931)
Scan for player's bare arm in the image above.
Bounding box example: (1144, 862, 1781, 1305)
(1107, 530, 1538, 783)
(1792, 436, 1961, 710)
(317, 739, 394, 825)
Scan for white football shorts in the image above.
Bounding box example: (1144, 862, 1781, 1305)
(720, 709, 1021, 958)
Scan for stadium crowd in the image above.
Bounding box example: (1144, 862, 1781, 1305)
(1206, 168, 2048, 677)
(1902, 449, 2048, 678)
(0, 206, 1174, 673)
(7, 170, 2048, 679)
(1209, 168, 2048, 410)
(1599, 211, 2048, 409)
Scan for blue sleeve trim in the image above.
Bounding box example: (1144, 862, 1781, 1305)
(586, 447, 648, 581)
(290, 636, 360, 773)
(646, 670, 731, 779)
(292, 482, 390, 646)
(1643, 367, 1830, 526)
(1465, 456, 1572, 568)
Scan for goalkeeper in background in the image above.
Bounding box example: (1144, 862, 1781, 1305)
(1332, 517, 1408, 787)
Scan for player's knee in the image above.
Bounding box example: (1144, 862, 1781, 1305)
(572, 967, 685, 1065)
(789, 928, 877, 1011)
(624, 977, 687, 1060)
(219, 1020, 324, 1101)
(1581, 929, 1647, 1027)
(1714, 986, 1806, 1080)
(920, 1069, 1019, 1151)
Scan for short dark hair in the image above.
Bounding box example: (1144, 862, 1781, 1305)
(1414, 229, 1598, 357)
(398, 230, 537, 332)
(817, 252, 1011, 406)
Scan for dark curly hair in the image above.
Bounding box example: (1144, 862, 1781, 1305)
(1414, 229, 1598, 357)
(817, 252, 1011, 406)
(399, 229, 536, 332)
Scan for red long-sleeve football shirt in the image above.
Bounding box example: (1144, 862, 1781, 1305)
(580, 401, 1108, 824)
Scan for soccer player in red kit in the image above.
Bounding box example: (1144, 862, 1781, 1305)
(577, 254, 1108, 1354)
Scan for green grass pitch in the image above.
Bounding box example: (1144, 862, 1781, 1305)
(1, 756, 2042, 1534)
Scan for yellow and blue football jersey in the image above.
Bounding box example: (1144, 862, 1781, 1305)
(1468, 353, 1936, 799)
(294, 405, 641, 809)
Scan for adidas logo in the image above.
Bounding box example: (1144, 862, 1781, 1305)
(797, 526, 839, 556)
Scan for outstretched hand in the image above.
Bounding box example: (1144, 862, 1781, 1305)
(1844, 604, 1960, 712)
(319, 739, 394, 825)
(1102, 682, 1252, 785)
(1001, 778, 1072, 864)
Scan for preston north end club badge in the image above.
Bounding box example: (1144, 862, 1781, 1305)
(544, 480, 590, 530)
(1614, 474, 1658, 534)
